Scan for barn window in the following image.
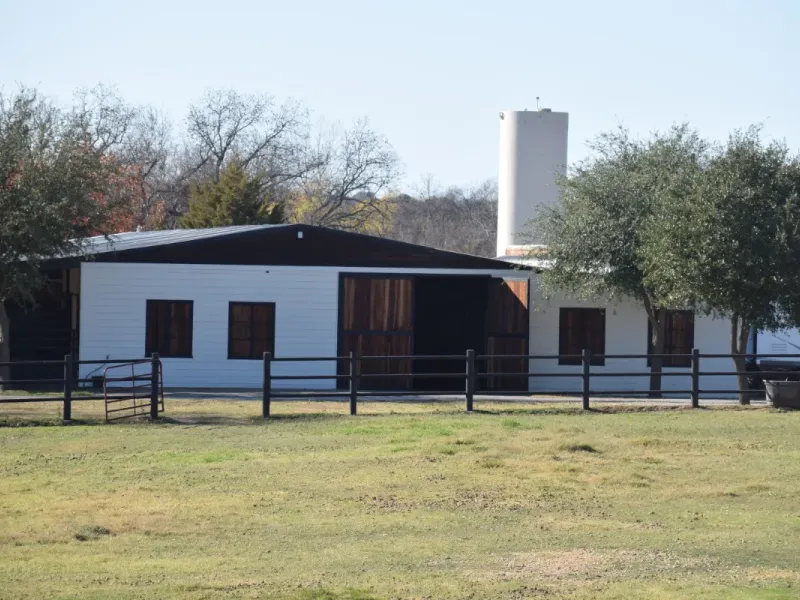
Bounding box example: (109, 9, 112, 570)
(647, 310, 694, 367)
(145, 300, 193, 358)
(228, 302, 275, 360)
(558, 308, 605, 365)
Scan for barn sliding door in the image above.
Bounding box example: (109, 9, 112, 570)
(338, 276, 414, 390)
(484, 279, 529, 391)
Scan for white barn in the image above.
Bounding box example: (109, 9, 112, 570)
(14, 220, 732, 396)
(67, 226, 532, 391)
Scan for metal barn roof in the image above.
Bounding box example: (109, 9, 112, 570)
(78, 225, 286, 256)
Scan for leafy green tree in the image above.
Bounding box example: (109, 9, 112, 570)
(642, 129, 800, 403)
(179, 158, 284, 228)
(532, 125, 706, 396)
(0, 88, 123, 387)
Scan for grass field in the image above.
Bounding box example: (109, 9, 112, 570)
(1, 399, 800, 599)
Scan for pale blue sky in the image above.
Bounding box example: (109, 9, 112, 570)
(2, 0, 799, 189)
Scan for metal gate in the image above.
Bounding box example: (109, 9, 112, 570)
(103, 359, 164, 422)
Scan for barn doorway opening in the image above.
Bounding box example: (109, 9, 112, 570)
(337, 273, 529, 393)
(7, 268, 79, 388)
(412, 276, 488, 391)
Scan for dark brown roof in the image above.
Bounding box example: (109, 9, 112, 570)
(47, 225, 520, 271)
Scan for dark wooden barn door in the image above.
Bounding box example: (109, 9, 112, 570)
(484, 279, 529, 391)
(338, 276, 414, 390)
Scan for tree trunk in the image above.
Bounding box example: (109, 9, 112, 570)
(0, 301, 10, 392)
(643, 298, 665, 399)
(731, 315, 751, 405)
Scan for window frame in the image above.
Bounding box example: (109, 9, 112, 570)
(647, 310, 694, 368)
(227, 301, 276, 361)
(145, 299, 194, 359)
(558, 308, 606, 366)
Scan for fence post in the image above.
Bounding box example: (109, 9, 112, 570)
(262, 351, 272, 418)
(150, 353, 160, 420)
(465, 349, 475, 412)
(63, 353, 73, 422)
(691, 348, 700, 408)
(582, 348, 591, 410)
(349, 351, 358, 416)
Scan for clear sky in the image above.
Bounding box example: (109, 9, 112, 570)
(2, 0, 799, 190)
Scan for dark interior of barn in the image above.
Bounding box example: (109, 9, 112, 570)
(5, 269, 79, 388)
(412, 276, 488, 391)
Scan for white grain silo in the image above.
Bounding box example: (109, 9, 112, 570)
(496, 109, 569, 257)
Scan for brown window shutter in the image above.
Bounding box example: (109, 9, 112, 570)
(559, 308, 568, 357)
(591, 310, 606, 364)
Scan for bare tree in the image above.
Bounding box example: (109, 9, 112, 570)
(72, 85, 137, 153)
(119, 107, 178, 228)
(63, 87, 401, 231)
(184, 89, 310, 186)
(387, 177, 498, 257)
(70, 85, 177, 229)
(288, 118, 401, 232)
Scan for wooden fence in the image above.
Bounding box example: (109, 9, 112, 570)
(260, 350, 799, 417)
(2, 350, 797, 421)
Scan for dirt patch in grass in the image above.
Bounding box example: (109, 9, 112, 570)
(742, 567, 800, 583)
(359, 494, 415, 512)
(471, 549, 716, 583)
(448, 488, 524, 511)
(297, 588, 379, 600)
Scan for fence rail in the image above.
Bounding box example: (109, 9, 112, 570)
(3, 349, 798, 421)
(260, 348, 800, 416)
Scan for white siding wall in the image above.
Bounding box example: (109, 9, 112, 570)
(528, 280, 738, 396)
(79, 263, 737, 394)
(79, 263, 524, 389)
